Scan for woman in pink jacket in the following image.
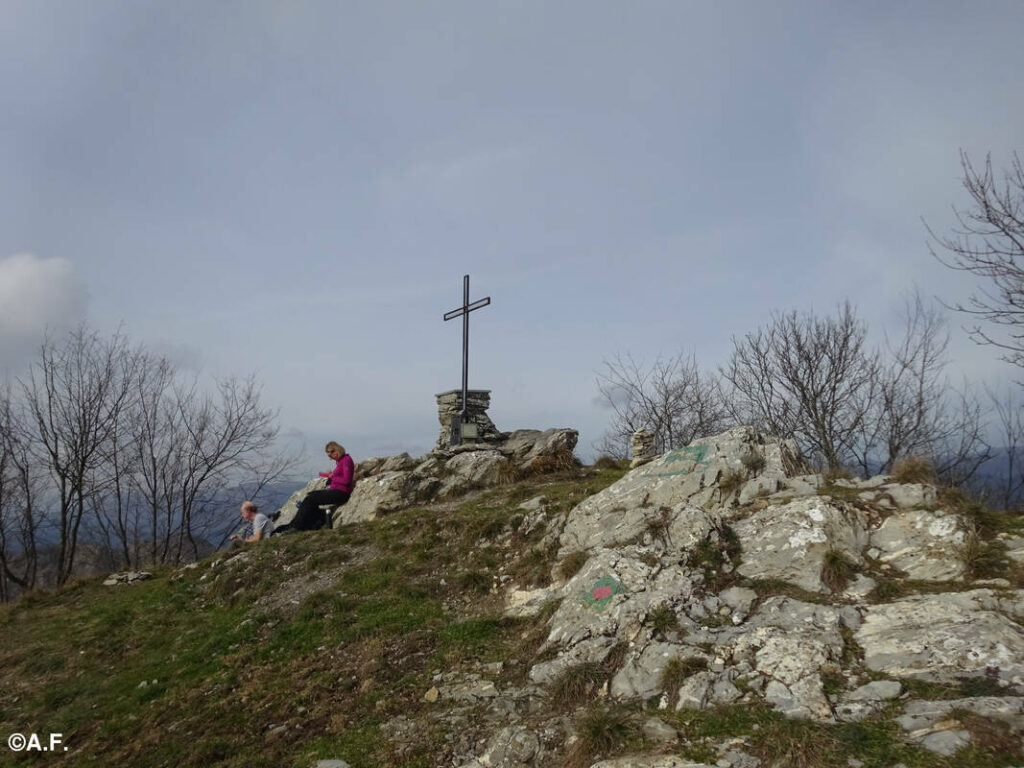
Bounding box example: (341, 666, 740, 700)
(277, 441, 355, 532)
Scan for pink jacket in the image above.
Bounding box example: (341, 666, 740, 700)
(320, 454, 355, 493)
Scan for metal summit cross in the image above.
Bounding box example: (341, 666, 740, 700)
(443, 274, 491, 426)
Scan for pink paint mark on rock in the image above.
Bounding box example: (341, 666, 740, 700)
(593, 586, 613, 600)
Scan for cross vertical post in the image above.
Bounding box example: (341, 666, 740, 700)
(443, 274, 491, 427)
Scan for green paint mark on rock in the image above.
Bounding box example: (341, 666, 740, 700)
(581, 576, 626, 611)
(643, 445, 711, 477)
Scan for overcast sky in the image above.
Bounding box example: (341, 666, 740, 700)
(2, 1, 1023, 470)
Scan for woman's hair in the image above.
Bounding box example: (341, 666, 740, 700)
(325, 441, 345, 455)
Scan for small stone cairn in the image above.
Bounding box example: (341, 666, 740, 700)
(630, 428, 657, 468)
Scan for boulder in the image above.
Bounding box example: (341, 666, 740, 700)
(865, 482, 939, 510)
(326, 427, 580, 522)
(856, 590, 1024, 687)
(610, 641, 687, 699)
(437, 450, 509, 496)
(502, 428, 579, 470)
(733, 498, 869, 593)
(869, 509, 966, 581)
(473, 725, 540, 767)
(834, 680, 903, 722)
(337, 471, 441, 525)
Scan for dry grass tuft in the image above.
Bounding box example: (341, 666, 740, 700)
(955, 522, 1009, 579)
(558, 551, 589, 581)
(548, 662, 607, 708)
(528, 448, 581, 476)
(820, 549, 855, 593)
(718, 467, 747, 499)
(889, 455, 936, 484)
(660, 655, 708, 696)
(562, 706, 638, 768)
(592, 455, 623, 470)
(956, 709, 1024, 762)
(740, 450, 767, 475)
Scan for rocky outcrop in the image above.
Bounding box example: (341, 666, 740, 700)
(489, 425, 1024, 762)
(276, 428, 580, 526)
(558, 426, 807, 553)
(274, 425, 1023, 764)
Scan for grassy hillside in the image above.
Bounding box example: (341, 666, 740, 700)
(2, 463, 1023, 768)
(0, 465, 628, 768)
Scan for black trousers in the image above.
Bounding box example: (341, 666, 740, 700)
(283, 489, 351, 531)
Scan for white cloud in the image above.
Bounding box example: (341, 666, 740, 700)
(0, 253, 88, 372)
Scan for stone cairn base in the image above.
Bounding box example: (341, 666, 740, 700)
(630, 428, 657, 467)
(435, 389, 501, 449)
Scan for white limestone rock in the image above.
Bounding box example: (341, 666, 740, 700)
(502, 428, 579, 470)
(379, 452, 417, 473)
(528, 636, 619, 685)
(856, 590, 1024, 686)
(337, 471, 440, 525)
(675, 670, 716, 710)
(731, 597, 851, 720)
(860, 483, 938, 510)
(438, 450, 509, 496)
(733, 498, 869, 593)
(898, 697, 1024, 755)
(843, 574, 877, 601)
(559, 427, 807, 553)
(610, 641, 687, 699)
(718, 586, 758, 620)
(560, 498, 722, 556)
(869, 509, 966, 581)
(504, 586, 560, 618)
(540, 549, 698, 651)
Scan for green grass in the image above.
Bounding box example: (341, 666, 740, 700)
(8, 461, 1023, 768)
(0, 468, 630, 768)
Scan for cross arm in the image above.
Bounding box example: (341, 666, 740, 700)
(443, 296, 491, 321)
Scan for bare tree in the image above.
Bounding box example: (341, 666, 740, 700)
(928, 150, 1024, 370)
(722, 303, 878, 471)
(595, 352, 730, 458)
(98, 357, 297, 567)
(0, 386, 43, 598)
(15, 328, 137, 586)
(4, 326, 300, 590)
(849, 291, 989, 479)
(985, 386, 1024, 510)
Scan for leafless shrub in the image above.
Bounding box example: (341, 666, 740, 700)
(595, 352, 731, 458)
